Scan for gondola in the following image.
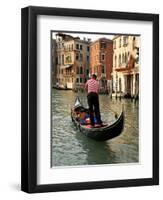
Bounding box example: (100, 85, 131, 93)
(52, 85, 71, 90)
(71, 97, 124, 141)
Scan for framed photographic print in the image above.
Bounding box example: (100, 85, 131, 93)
(21, 6, 159, 193)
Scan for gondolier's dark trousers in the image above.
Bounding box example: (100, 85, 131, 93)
(87, 92, 102, 125)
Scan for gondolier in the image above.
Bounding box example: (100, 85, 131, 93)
(85, 74, 102, 127)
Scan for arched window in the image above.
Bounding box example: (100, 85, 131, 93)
(119, 54, 121, 66)
(119, 38, 121, 47)
(115, 55, 117, 67)
(122, 53, 125, 63)
(123, 36, 128, 46)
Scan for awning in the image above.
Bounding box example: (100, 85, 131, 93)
(60, 64, 72, 69)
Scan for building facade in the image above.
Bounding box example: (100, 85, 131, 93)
(54, 33, 90, 89)
(112, 35, 140, 98)
(55, 33, 73, 88)
(51, 39, 56, 86)
(90, 38, 113, 93)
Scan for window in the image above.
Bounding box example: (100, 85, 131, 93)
(136, 47, 139, 64)
(119, 38, 121, 48)
(76, 44, 79, 49)
(115, 55, 117, 67)
(122, 53, 125, 63)
(87, 46, 89, 51)
(76, 53, 79, 60)
(80, 66, 83, 74)
(100, 42, 106, 49)
(133, 37, 136, 50)
(86, 69, 89, 75)
(59, 55, 61, 64)
(87, 55, 89, 61)
(102, 65, 105, 73)
(119, 78, 122, 92)
(119, 54, 121, 66)
(79, 54, 83, 61)
(123, 36, 128, 46)
(101, 53, 105, 61)
(76, 78, 79, 83)
(80, 78, 83, 83)
(80, 45, 82, 50)
(62, 54, 64, 65)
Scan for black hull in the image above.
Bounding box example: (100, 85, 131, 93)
(71, 109, 124, 141)
(52, 86, 71, 90)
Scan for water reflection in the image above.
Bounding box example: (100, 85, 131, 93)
(52, 89, 139, 167)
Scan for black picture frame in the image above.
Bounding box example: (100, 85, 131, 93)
(21, 6, 159, 193)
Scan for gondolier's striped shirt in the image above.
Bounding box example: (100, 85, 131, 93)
(85, 78, 99, 94)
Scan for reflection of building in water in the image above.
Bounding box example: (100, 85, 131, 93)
(54, 33, 90, 89)
(112, 35, 140, 98)
(90, 38, 113, 93)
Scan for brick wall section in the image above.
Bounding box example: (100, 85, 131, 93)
(104, 40, 113, 80)
(90, 38, 113, 80)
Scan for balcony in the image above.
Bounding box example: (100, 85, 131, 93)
(123, 42, 128, 47)
(115, 63, 128, 72)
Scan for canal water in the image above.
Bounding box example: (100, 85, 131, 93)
(51, 89, 139, 167)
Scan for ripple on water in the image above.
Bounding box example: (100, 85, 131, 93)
(51, 89, 139, 167)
